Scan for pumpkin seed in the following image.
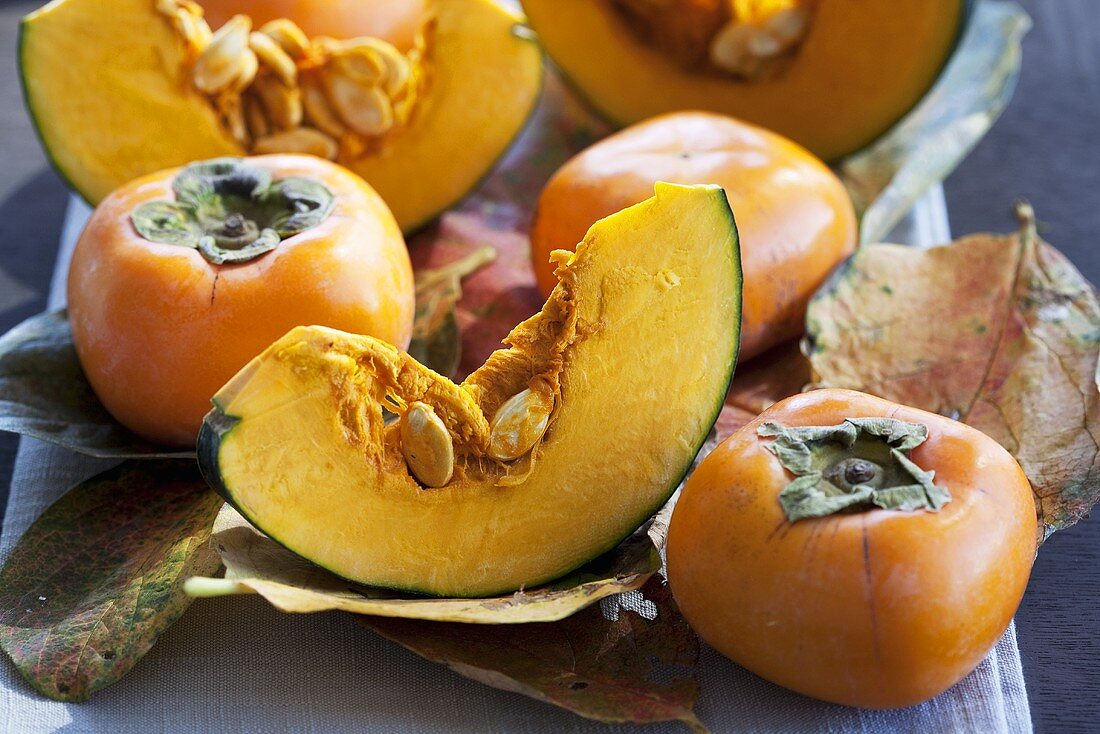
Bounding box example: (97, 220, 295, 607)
(339, 38, 410, 97)
(487, 382, 554, 462)
(228, 48, 259, 93)
(216, 93, 250, 147)
(252, 74, 303, 130)
(382, 58, 412, 100)
(249, 31, 298, 86)
(400, 402, 454, 488)
(327, 42, 386, 86)
(180, 13, 213, 53)
(171, 6, 428, 147)
(242, 91, 269, 139)
(258, 19, 311, 60)
(747, 31, 782, 58)
(710, 6, 811, 79)
(156, 1, 212, 54)
(763, 5, 812, 46)
(709, 22, 764, 78)
(193, 15, 255, 94)
(324, 71, 394, 137)
(252, 127, 339, 160)
(300, 72, 349, 138)
(167, 0, 212, 54)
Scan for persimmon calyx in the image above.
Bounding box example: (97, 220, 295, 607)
(130, 157, 335, 265)
(758, 417, 951, 522)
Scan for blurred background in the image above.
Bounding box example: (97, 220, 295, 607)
(0, 1, 1096, 730)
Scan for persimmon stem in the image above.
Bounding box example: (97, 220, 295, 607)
(826, 457, 883, 491)
(758, 417, 951, 522)
(130, 158, 335, 265)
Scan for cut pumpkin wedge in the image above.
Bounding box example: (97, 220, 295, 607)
(19, 0, 542, 232)
(198, 183, 742, 597)
(521, 0, 967, 161)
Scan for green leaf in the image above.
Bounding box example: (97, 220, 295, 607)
(778, 473, 875, 522)
(185, 501, 664, 624)
(0, 461, 223, 701)
(840, 1, 1031, 243)
(129, 201, 202, 248)
(0, 310, 192, 459)
(172, 157, 260, 208)
(144, 159, 336, 265)
(759, 418, 950, 522)
(359, 576, 704, 730)
(807, 204, 1100, 540)
(196, 228, 280, 265)
(265, 176, 337, 238)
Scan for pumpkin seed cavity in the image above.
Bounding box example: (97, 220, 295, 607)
(610, 0, 814, 80)
(395, 382, 559, 489)
(487, 381, 555, 462)
(157, 0, 433, 160)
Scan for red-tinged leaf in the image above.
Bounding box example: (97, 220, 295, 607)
(807, 204, 1100, 541)
(727, 339, 811, 415)
(714, 341, 811, 444)
(359, 576, 704, 731)
(409, 215, 544, 380)
(0, 461, 223, 701)
(408, 246, 497, 377)
(715, 404, 757, 444)
(406, 72, 611, 380)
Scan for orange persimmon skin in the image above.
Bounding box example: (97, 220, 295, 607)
(67, 154, 414, 447)
(667, 389, 1037, 709)
(201, 0, 428, 51)
(530, 112, 857, 360)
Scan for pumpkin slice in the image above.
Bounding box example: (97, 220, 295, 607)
(521, 0, 966, 161)
(19, 0, 542, 232)
(198, 183, 742, 597)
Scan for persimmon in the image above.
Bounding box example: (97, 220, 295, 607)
(666, 388, 1037, 708)
(67, 154, 414, 447)
(530, 112, 857, 360)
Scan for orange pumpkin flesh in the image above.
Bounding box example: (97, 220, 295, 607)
(530, 112, 857, 360)
(67, 154, 414, 447)
(20, 0, 543, 233)
(521, 0, 965, 161)
(667, 389, 1036, 708)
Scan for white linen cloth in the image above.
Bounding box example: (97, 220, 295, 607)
(0, 192, 1032, 732)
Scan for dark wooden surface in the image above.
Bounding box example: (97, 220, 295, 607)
(0, 1, 1097, 731)
(943, 4, 1100, 732)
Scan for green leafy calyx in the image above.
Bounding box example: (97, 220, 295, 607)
(758, 417, 951, 522)
(130, 158, 335, 265)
